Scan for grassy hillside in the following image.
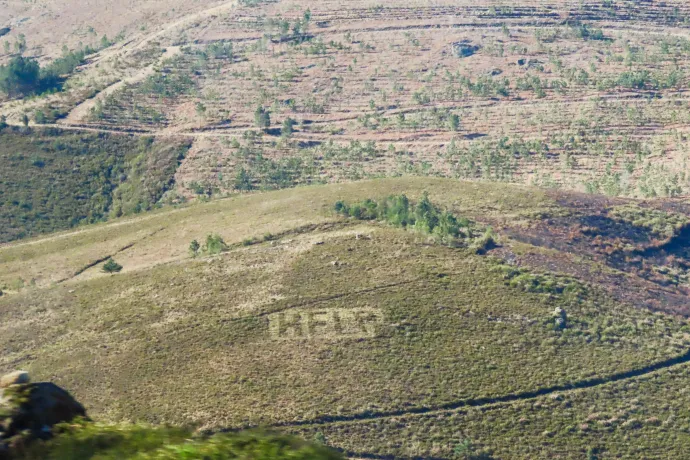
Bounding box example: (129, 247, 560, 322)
(0, 127, 190, 243)
(1, 178, 690, 458)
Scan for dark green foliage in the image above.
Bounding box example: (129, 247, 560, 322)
(39, 46, 96, 91)
(0, 44, 104, 97)
(189, 239, 201, 257)
(448, 113, 460, 131)
(109, 137, 190, 217)
(452, 42, 479, 58)
(617, 70, 652, 89)
(205, 41, 234, 60)
(282, 117, 296, 137)
(244, 155, 309, 190)
(102, 259, 123, 274)
(453, 439, 494, 459)
(254, 106, 271, 130)
(0, 56, 39, 97)
(0, 129, 190, 243)
(335, 192, 482, 247)
(18, 420, 343, 460)
(234, 167, 254, 191)
(138, 71, 196, 98)
(570, 22, 606, 41)
(34, 110, 46, 124)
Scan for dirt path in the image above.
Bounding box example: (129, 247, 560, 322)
(63, 46, 182, 123)
(56, 0, 238, 124)
(62, 0, 239, 123)
(262, 347, 690, 429)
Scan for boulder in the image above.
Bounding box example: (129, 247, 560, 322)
(0, 372, 29, 389)
(0, 372, 87, 458)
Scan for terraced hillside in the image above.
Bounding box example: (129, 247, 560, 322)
(2, 178, 690, 458)
(3, 0, 690, 205)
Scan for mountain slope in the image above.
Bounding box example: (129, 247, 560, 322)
(2, 178, 690, 458)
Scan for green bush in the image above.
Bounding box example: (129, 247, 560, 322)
(335, 192, 483, 247)
(189, 239, 201, 257)
(0, 42, 110, 97)
(34, 110, 46, 124)
(254, 106, 271, 131)
(0, 56, 40, 97)
(102, 259, 123, 274)
(18, 420, 343, 460)
(493, 264, 585, 298)
(202, 234, 229, 255)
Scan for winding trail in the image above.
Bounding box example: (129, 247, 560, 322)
(258, 348, 690, 429)
(64, 46, 182, 123)
(63, 0, 239, 123)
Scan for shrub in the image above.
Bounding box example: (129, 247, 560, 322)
(0, 56, 40, 97)
(470, 227, 497, 254)
(102, 259, 123, 274)
(282, 117, 296, 138)
(34, 110, 46, 124)
(254, 106, 271, 131)
(335, 193, 483, 247)
(448, 113, 460, 131)
(189, 239, 200, 257)
(19, 420, 344, 460)
(493, 264, 585, 298)
(202, 234, 228, 255)
(0, 44, 103, 98)
(234, 168, 254, 191)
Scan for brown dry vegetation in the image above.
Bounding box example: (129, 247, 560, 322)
(3, 0, 690, 202)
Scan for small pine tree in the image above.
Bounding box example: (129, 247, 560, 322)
(0, 115, 7, 129)
(313, 431, 326, 445)
(22, 113, 29, 127)
(281, 117, 296, 138)
(234, 167, 254, 191)
(414, 191, 439, 234)
(34, 110, 46, 124)
(448, 113, 460, 132)
(102, 258, 123, 274)
(189, 239, 201, 257)
(254, 106, 270, 131)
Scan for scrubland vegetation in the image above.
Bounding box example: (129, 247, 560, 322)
(0, 128, 189, 243)
(19, 420, 341, 459)
(3, 0, 690, 457)
(335, 192, 496, 250)
(1, 178, 690, 458)
(5, 0, 690, 206)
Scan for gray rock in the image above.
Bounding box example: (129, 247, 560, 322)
(0, 371, 29, 389)
(0, 374, 87, 457)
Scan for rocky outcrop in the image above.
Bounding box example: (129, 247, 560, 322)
(0, 372, 87, 458)
(0, 373, 29, 389)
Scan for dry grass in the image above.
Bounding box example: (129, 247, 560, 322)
(1, 178, 689, 459)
